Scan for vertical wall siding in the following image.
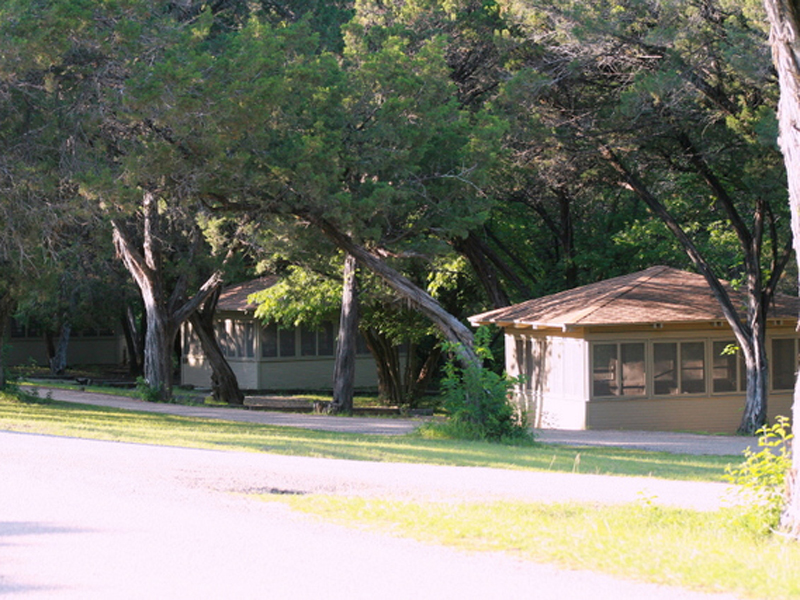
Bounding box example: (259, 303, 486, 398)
(508, 331, 589, 429)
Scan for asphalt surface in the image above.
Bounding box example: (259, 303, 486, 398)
(29, 385, 759, 456)
(0, 431, 744, 600)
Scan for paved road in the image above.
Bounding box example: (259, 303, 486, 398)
(0, 431, 743, 600)
(30, 386, 759, 456)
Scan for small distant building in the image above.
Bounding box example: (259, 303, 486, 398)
(4, 320, 126, 368)
(469, 266, 799, 433)
(180, 277, 380, 391)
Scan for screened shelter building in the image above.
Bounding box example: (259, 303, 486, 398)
(469, 266, 799, 433)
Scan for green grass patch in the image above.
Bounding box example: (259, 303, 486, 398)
(265, 494, 800, 599)
(0, 390, 734, 480)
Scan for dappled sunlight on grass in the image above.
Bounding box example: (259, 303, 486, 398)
(0, 391, 732, 481)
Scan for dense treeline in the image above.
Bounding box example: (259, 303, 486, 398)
(0, 1, 792, 425)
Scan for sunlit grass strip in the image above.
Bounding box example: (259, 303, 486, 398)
(267, 494, 800, 599)
(0, 391, 734, 481)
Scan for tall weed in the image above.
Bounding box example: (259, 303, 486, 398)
(424, 327, 532, 444)
(725, 416, 793, 535)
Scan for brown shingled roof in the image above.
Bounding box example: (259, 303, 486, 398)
(470, 266, 799, 329)
(217, 276, 279, 312)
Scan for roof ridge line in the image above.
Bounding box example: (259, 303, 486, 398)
(559, 266, 669, 326)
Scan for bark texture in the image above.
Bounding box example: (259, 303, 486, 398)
(301, 213, 480, 368)
(330, 253, 359, 414)
(188, 287, 244, 405)
(763, 0, 800, 538)
(47, 324, 71, 377)
(112, 191, 222, 401)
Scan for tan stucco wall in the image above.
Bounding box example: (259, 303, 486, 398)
(504, 323, 797, 433)
(586, 393, 794, 434)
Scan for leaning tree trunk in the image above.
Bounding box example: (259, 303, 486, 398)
(331, 253, 359, 414)
(600, 145, 781, 434)
(738, 318, 770, 435)
(188, 287, 244, 405)
(763, 0, 800, 538)
(302, 213, 480, 368)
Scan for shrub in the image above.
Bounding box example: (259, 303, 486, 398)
(725, 416, 793, 535)
(425, 328, 532, 444)
(135, 377, 163, 403)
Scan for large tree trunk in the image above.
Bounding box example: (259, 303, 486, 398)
(112, 191, 223, 402)
(188, 287, 244, 405)
(330, 253, 359, 414)
(48, 323, 71, 377)
(762, 0, 800, 538)
(141, 299, 174, 401)
(301, 213, 480, 368)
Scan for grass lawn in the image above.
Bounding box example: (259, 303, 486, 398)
(3, 388, 797, 598)
(263, 494, 800, 600)
(0, 389, 735, 480)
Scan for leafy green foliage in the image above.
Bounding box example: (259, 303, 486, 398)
(250, 266, 341, 328)
(725, 416, 794, 535)
(425, 327, 531, 443)
(135, 377, 162, 404)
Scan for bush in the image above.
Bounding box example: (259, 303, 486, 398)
(135, 377, 163, 403)
(725, 416, 793, 535)
(425, 328, 532, 444)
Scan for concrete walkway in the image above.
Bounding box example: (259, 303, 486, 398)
(29, 386, 758, 456)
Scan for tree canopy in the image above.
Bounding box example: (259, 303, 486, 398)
(0, 0, 794, 430)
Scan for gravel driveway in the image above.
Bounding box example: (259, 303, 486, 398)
(0, 431, 742, 600)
